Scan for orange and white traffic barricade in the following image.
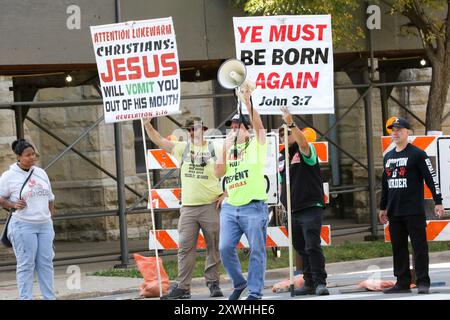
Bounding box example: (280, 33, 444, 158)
(381, 136, 437, 158)
(147, 149, 179, 169)
(149, 188, 181, 209)
(384, 220, 450, 242)
(149, 183, 330, 207)
(312, 142, 329, 163)
(323, 182, 330, 204)
(149, 225, 331, 250)
(279, 141, 329, 163)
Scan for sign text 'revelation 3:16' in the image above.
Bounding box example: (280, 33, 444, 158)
(90, 17, 181, 123)
(233, 15, 334, 115)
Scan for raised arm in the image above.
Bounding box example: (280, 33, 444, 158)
(280, 107, 310, 157)
(215, 132, 234, 178)
(143, 118, 175, 152)
(215, 144, 227, 178)
(237, 83, 266, 145)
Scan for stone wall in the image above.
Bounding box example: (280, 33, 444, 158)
(0, 76, 16, 260)
(0, 77, 15, 174)
(1, 71, 449, 243)
(0, 78, 216, 245)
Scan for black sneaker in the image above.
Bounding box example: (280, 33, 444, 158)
(417, 285, 430, 294)
(315, 284, 330, 296)
(161, 286, 191, 300)
(382, 284, 411, 294)
(293, 284, 315, 296)
(229, 286, 247, 300)
(208, 283, 224, 298)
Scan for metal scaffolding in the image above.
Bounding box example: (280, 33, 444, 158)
(0, 1, 436, 268)
(0, 74, 433, 269)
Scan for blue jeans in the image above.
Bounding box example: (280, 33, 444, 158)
(7, 216, 55, 300)
(219, 200, 269, 299)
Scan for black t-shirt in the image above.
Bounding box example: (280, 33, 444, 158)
(280, 143, 324, 213)
(380, 143, 443, 217)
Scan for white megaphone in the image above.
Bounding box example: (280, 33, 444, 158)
(217, 58, 247, 89)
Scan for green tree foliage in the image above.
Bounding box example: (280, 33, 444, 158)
(233, 0, 364, 50)
(233, 0, 450, 131)
(383, 0, 449, 131)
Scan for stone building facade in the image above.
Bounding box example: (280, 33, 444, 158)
(1, 68, 449, 244)
(0, 77, 217, 243)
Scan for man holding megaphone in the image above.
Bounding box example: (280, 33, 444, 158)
(215, 83, 269, 300)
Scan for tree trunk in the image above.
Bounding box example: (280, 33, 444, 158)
(425, 59, 450, 133)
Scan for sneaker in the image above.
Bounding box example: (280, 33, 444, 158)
(417, 285, 430, 294)
(382, 284, 411, 294)
(161, 286, 191, 300)
(229, 286, 247, 300)
(293, 284, 315, 296)
(208, 283, 224, 298)
(246, 295, 260, 300)
(315, 284, 330, 296)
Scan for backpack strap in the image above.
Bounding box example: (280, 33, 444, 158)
(181, 141, 216, 167)
(178, 143, 190, 196)
(19, 169, 34, 200)
(180, 142, 191, 168)
(207, 141, 216, 161)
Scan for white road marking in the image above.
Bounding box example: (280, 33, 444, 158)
(298, 292, 379, 300)
(385, 293, 450, 300)
(338, 262, 450, 276)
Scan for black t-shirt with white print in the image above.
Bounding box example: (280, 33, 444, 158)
(380, 143, 442, 217)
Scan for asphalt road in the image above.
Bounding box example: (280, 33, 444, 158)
(85, 262, 450, 300)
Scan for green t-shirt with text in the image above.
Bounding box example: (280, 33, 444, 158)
(172, 141, 222, 206)
(224, 137, 268, 206)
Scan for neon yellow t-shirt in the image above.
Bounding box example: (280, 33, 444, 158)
(172, 141, 223, 206)
(224, 137, 268, 206)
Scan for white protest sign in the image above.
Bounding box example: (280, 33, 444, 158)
(233, 15, 334, 115)
(437, 137, 450, 209)
(90, 17, 180, 123)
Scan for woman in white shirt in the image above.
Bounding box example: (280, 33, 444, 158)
(0, 139, 56, 300)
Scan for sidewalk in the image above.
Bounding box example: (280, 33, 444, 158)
(1, 250, 450, 300)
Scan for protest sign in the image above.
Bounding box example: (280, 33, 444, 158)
(233, 15, 334, 115)
(91, 17, 180, 123)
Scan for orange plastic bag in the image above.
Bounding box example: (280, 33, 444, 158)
(357, 280, 396, 291)
(272, 274, 305, 293)
(357, 279, 416, 291)
(134, 254, 170, 297)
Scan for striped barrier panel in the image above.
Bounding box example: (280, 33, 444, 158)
(147, 149, 179, 169)
(149, 184, 329, 209)
(149, 188, 182, 209)
(149, 225, 331, 250)
(381, 136, 437, 157)
(384, 220, 450, 242)
(279, 142, 329, 163)
(323, 182, 330, 204)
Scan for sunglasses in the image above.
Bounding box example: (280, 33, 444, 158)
(187, 126, 203, 132)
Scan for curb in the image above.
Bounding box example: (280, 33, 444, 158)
(58, 288, 140, 300)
